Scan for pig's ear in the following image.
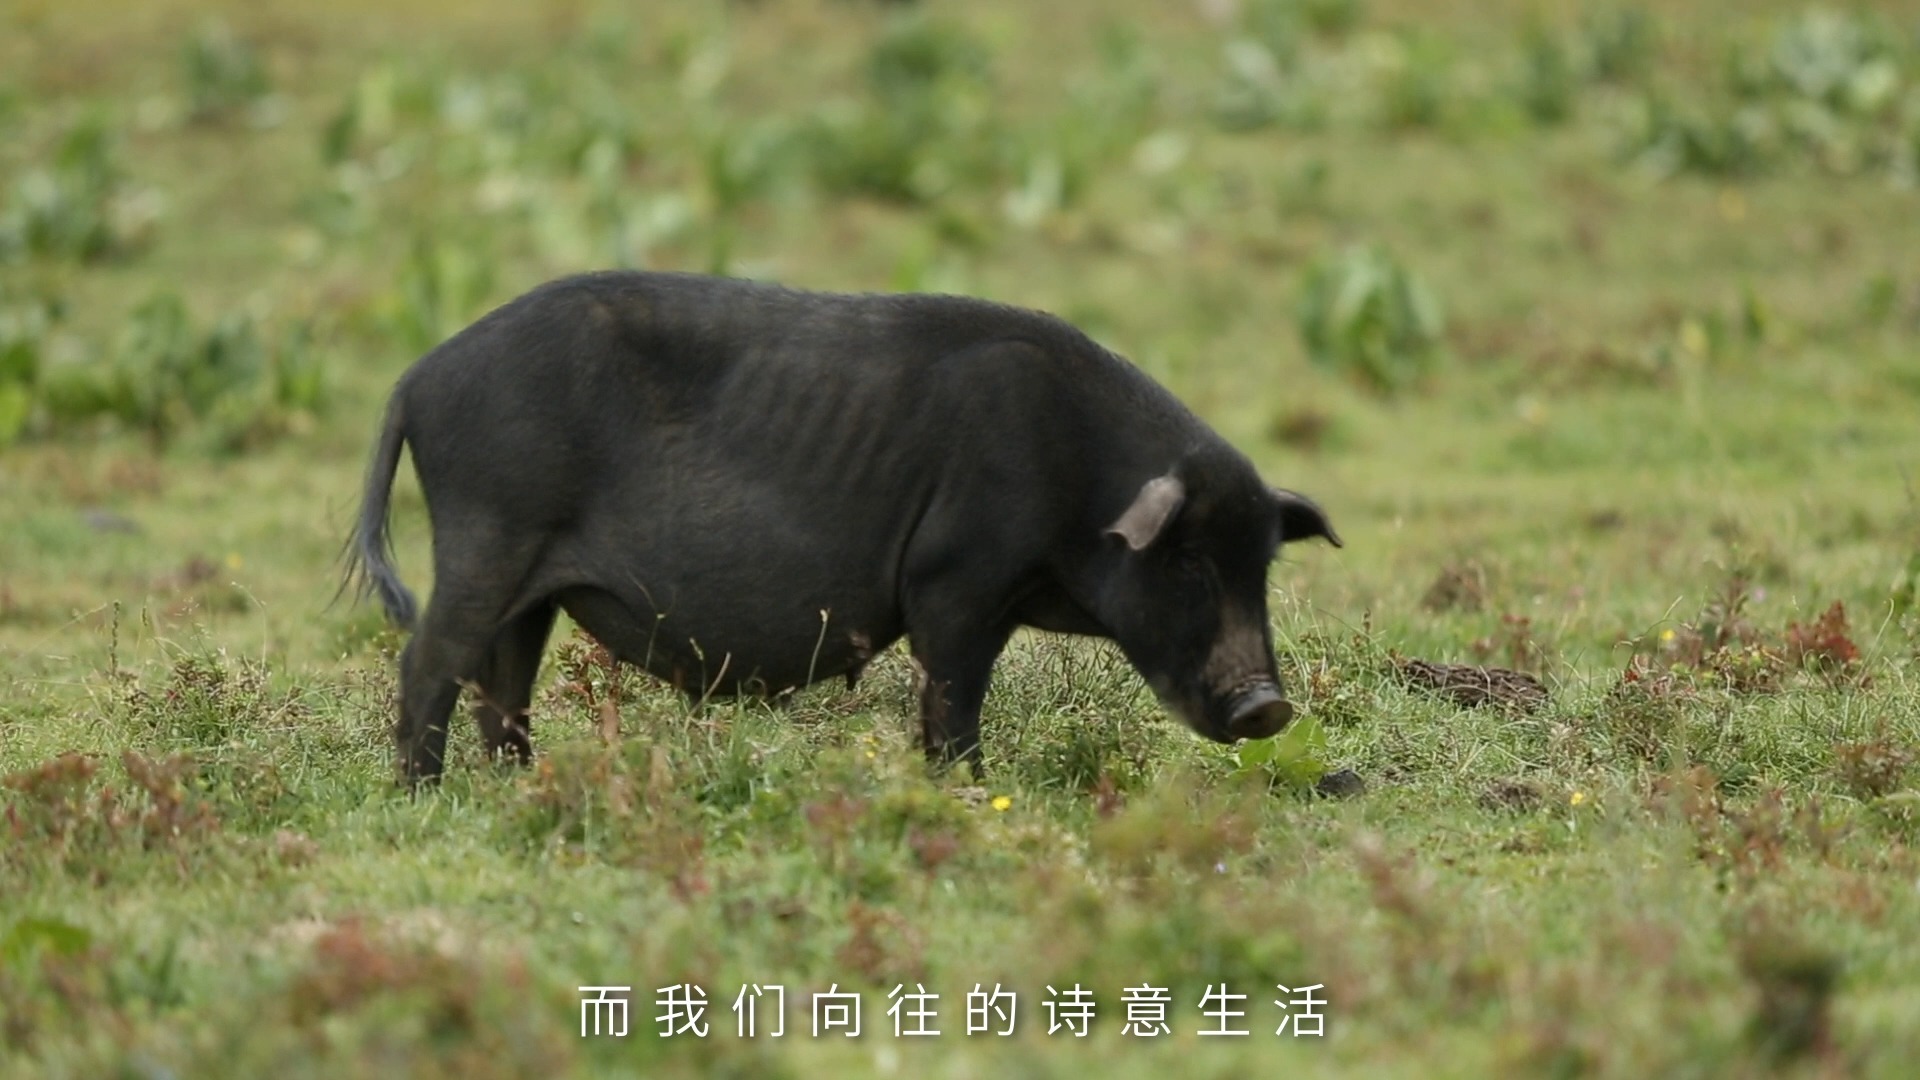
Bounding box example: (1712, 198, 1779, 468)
(1105, 475, 1187, 551)
(1271, 488, 1342, 548)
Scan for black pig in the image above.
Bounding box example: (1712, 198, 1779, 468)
(344, 272, 1340, 785)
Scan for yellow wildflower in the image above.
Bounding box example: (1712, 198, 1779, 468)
(1679, 319, 1710, 358)
(990, 795, 1012, 812)
(1570, 791, 1587, 807)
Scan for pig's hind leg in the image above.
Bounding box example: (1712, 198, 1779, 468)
(469, 602, 559, 765)
(396, 524, 545, 787)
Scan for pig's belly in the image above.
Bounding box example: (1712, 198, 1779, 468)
(553, 582, 902, 696)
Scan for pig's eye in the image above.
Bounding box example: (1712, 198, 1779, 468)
(1170, 549, 1218, 591)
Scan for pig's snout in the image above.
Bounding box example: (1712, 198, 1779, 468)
(1224, 683, 1294, 740)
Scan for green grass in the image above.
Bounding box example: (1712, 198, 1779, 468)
(4, 1, 1920, 1076)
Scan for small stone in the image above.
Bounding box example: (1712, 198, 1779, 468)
(1313, 768, 1367, 799)
(82, 508, 143, 535)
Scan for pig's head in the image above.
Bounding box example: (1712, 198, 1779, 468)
(1095, 462, 1340, 744)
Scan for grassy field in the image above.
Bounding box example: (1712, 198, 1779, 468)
(4, 0, 1920, 1075)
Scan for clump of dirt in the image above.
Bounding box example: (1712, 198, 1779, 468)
(1391, 657, 1550, 713)
(1479, 778, 1544, 813)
